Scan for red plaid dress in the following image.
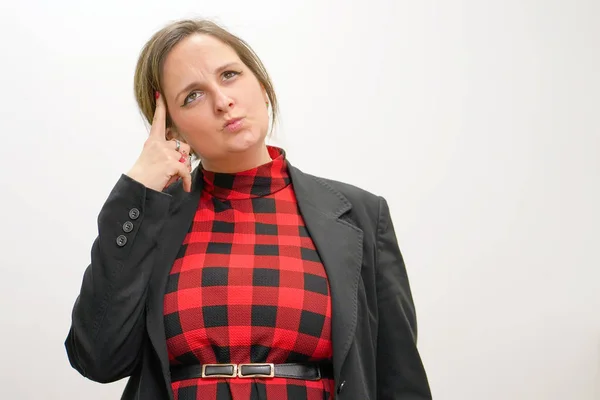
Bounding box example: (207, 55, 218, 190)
(163, 146, 335, 400)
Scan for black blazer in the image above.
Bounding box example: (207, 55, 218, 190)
(65, 159, 432, 400)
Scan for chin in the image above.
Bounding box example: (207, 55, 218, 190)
(226, 129, 266, 152)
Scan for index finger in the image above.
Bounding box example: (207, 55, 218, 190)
(149, 91, 167, 140)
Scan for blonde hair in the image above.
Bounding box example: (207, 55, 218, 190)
(133, 19, 279, 143)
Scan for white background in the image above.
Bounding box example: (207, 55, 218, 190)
(0, 0, 598, 399)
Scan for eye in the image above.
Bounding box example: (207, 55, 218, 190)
(183, 91, 203, 106)
(222, 70, 241, 80)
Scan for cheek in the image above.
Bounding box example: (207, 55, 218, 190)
(175, 108, 211, 130)
(248, 91, 269, 123)
(253, 101, 269, 130)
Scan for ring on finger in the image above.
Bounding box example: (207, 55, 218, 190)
(175, 139, 181, 152)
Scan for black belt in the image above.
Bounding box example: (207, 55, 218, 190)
(170, 363, 333, 382)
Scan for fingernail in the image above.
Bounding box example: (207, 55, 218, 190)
(155, 91, 160, 100)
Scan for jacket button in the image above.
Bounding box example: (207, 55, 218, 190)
(123, 221, 134, 233)
(129, 208, 140, 220)
(337, 381, 346, 394)
(116, 235, 128, 247)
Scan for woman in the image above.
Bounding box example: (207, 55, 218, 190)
(64, 18, 432, 400)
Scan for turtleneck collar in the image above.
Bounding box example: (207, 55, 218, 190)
(201, 146, 291, 200)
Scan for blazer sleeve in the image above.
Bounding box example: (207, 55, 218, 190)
(64, 174, 172, 383)
(375, 196, 432, 399)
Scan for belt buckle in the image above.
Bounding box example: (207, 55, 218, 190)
(237, 363, 275, 378)
(201, 363, 238, 378)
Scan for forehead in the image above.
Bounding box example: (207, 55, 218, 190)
(162, 34, 241, 83)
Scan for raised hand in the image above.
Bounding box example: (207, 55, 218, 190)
(126, 92, 192, 192)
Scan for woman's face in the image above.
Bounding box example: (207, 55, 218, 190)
(161, 33, 270, 165)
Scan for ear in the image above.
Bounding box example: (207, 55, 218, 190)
(165, 125, 184, 142)
(165, 128, 176, 141)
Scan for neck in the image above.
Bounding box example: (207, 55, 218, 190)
(201, 145, 273, 173)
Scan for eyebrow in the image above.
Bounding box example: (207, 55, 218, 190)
(176, 62, 241, 101)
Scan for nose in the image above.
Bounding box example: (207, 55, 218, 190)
(213, 88, 234, 113)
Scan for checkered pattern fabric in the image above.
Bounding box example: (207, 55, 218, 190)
(164, 146, 335, 400)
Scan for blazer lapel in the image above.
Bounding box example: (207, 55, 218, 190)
(146, 167, 204, 398)
(288, 164, 364, 381)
